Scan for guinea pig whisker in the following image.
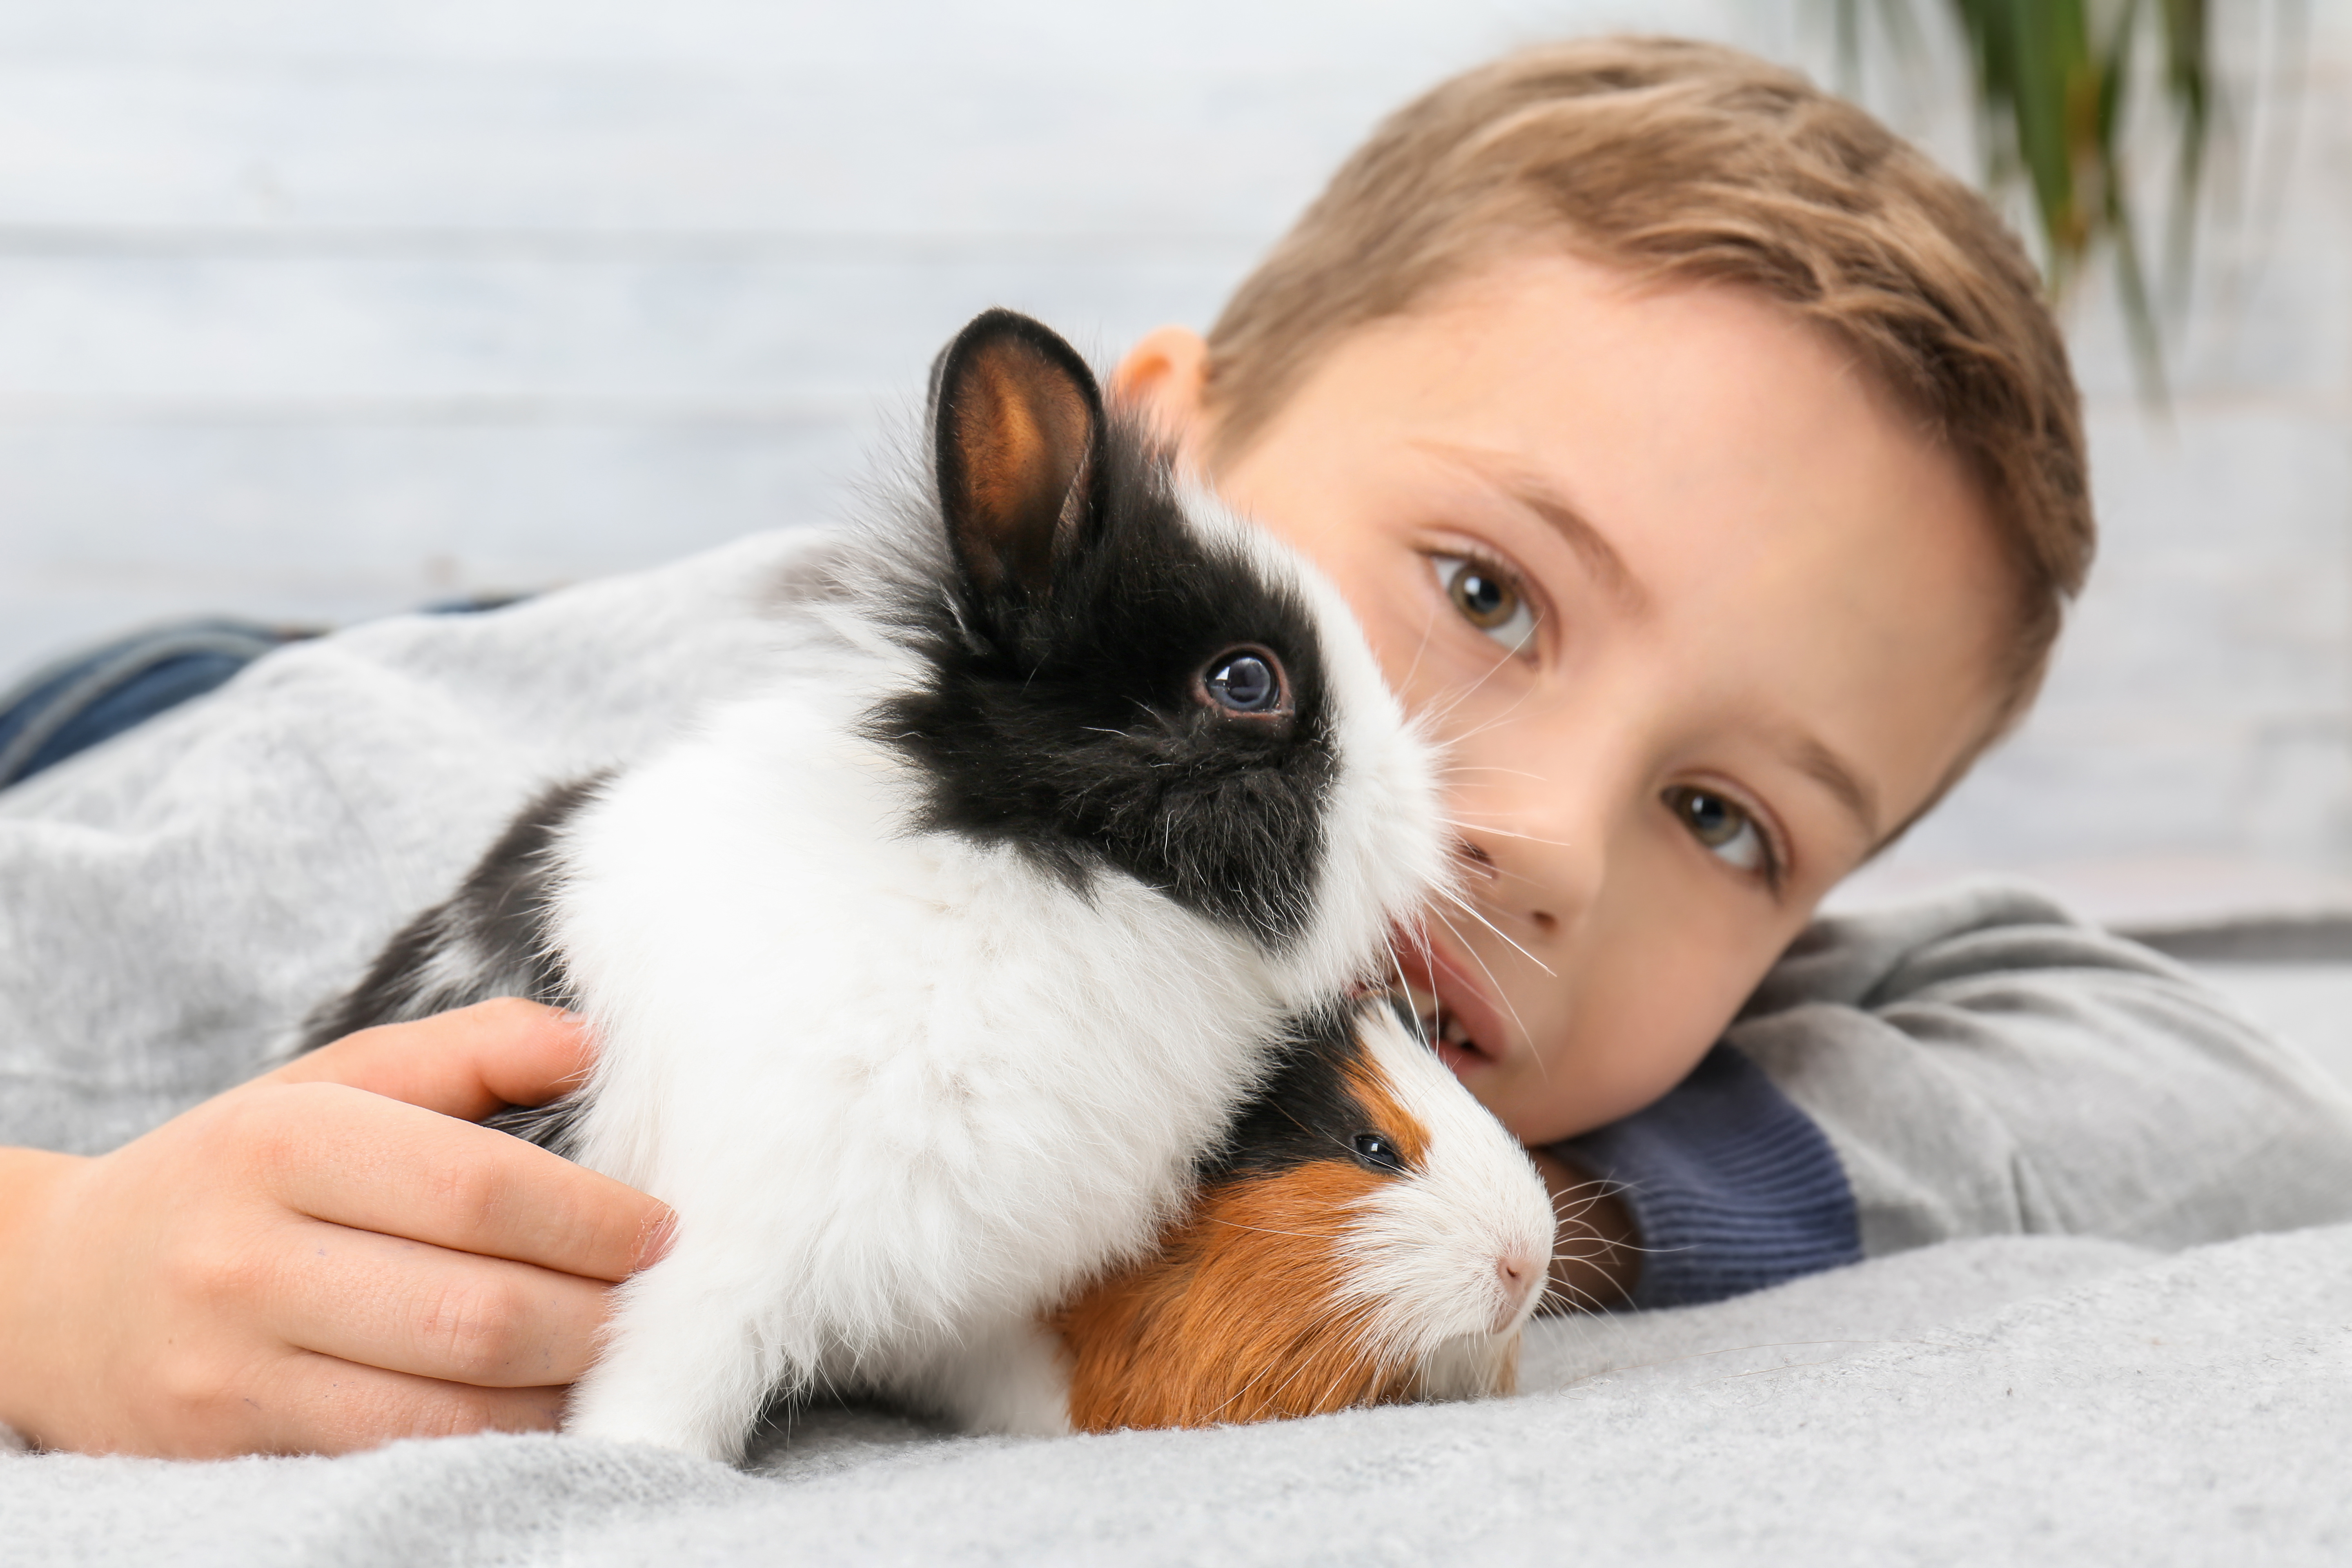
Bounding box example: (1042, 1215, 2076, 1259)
(1421, 663, 1542, 742)
(1444, 697, 1549, 746)
(1123, 694, 1182, 734)
(1209, 1319, 1349, 1421)
(1381, 941, 1443, 1058)
(1257, 1334, 1370, 1419)
(1482, 863, 1558, 894)
(1547, 1181, 1626, 1223)
(1409, 656, 1545, 772)
(1442, 860, 1559, 905)
(1537, 1280, 1613, 1316)
(1433, 651, 1545, 731)
(1405, 642, 1512, 729)
(1308, 1360, 1368, 1417)
(1231, 1334, 1373, 1424)
(1455, 635, 1534, 710)
(1423, 908, 1546, 1074)
(1423, 906, 1534, 1049)
(1441, 815, 1576, 851)
(1204, 1216, 1346, 1241)
(1394, 603, 1440, 697)
(1268, 1097, 1336, 1144)
(1248, 1074, 1389, 1168)
(1428, 887, 1555, 980)
(1436, 764, 1548, 782)
(1548, 1218, 1666, 1275)
(1384, 928, 1434, 1001)
(1547, 1186, 1662, 1265)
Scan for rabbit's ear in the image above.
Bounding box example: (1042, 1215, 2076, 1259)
(932, 310, 1103, 602)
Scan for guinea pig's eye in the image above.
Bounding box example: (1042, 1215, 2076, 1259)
(1199, 648, 1288, 716)
(1352, 1132, 1406, 1174)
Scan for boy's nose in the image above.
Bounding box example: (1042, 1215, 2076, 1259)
(1441, 695, 1642, 947)
(1453, 837, 1559, 935)
(1456, 792, 1613, 943)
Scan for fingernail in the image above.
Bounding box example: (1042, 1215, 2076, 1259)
(635, 1209, 679, 1270)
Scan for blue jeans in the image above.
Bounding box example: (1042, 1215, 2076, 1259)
(0, 619, 312, 789)
(0, 597, 525, 790)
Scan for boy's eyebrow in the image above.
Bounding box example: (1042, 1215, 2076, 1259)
(1413, 442, 1647, 611)
(1417, 439, 1880, 842)
(1776, 727, 1881, 843)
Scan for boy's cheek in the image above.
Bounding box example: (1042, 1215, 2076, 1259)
(1471, 1041, 1704, 1148)
(1472, 944, 1780, 1145)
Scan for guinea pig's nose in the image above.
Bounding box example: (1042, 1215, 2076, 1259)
(1494, 1247, 1544, 1332)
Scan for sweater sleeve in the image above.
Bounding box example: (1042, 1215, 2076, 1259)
(0, 531, 818, 1156)
(1551, 879, 2352, 1308)
(1727, 880, 2352, 1258)
(1554, 1042, 1861, 1309)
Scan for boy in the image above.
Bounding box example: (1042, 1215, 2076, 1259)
(3, 38, 2349, 1457)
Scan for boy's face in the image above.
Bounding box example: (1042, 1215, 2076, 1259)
(1117, 251, 2013, 1147)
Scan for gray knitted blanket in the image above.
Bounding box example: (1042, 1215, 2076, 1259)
(8, 1225, 2348, 1566)
(6, 531, 2348, 1562)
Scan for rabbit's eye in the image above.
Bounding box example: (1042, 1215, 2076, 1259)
(1352, 1132, 1405, 1174)
(1200, 649, 1287, 715)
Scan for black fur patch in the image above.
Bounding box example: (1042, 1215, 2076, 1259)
(299, 777, 601, 1150)
(869, 402, 1338, 951)
(303, 314, 1351, 1171)
(1202, 1006, 1410, 1183)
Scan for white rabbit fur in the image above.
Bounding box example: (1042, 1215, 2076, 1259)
(305, 310, 1451, 1461)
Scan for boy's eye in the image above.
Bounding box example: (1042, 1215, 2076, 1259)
(1432, 556, 1538, 654)
(1664, 785, 1769, 875)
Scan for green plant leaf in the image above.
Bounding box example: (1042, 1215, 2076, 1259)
(1829, 0, 2219, 403)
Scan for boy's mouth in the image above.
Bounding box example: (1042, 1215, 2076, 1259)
(1389, 937, 1512, 1078)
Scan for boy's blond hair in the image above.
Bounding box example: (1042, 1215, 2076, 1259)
(1202, 36, 2091, 749)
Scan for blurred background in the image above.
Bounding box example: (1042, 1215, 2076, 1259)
(1, 0, 2349, 940)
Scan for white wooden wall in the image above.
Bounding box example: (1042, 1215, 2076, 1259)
(0, 0, 1775, 660)
(1, 0, 2347, 909)
(1866, 2, 2352, 913)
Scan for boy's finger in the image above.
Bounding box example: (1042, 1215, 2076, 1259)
(264, 996, 590, 1119)
(245, 1082, 673, 1282)
(264, 997, 593, 1122)
(263, 1218, 614, 1388)
(245, 1350, 569, 1457)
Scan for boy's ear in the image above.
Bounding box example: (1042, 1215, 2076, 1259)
(1110, 325, 1213, 456)
(932, 309, 1104, 601)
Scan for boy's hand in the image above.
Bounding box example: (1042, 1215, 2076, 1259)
(0, 998, 673, 1458)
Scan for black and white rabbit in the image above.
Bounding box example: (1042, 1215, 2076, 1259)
(303, 309, 1450, 1461)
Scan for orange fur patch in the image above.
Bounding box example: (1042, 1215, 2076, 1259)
(1054, 1163, 1421, 1432)
(1342, 1052, 1430, 1169)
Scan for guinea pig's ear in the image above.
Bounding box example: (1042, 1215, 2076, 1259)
(931, 309, 1104, 604)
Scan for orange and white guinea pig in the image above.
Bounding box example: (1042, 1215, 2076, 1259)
(1049, 999, 1558, 1432)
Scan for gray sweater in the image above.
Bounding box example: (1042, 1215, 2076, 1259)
(7, 529, 2352, 1288)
